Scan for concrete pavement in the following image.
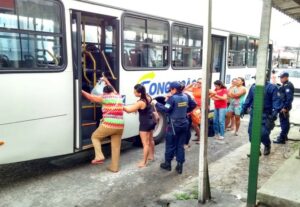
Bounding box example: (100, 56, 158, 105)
(158, 120, 300, 207)
(257, 151, 300, 207)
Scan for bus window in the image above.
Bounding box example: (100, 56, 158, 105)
(123, 15, 169, 69)
(0, 0, 65, 71)
(247, 38, 259, 67)
(172, 24, 202, 69)
(228, 34, 247, 67)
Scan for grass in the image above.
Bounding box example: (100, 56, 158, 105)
(174, 187, 198, 200)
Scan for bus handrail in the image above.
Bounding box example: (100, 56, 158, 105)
(82, 50, 97, 86)
(101, 50, 117, 80)
(36, 49, 59, 66)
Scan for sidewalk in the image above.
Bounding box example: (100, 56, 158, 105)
(157, 125, 300, 207)
(257, 151, 300, 207)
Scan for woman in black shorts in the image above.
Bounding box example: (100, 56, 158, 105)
(123, 84, 156, 168)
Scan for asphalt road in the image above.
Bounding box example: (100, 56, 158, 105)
(0, 117, 250, 207)
(1, 97, 299, 207)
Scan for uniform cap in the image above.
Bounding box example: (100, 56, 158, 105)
(169, 81, 181, 90)
(279, 72, 289, 78)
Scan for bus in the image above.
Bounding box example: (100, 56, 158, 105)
(0, 0, 264, 164)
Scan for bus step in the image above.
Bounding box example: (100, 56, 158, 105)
(82, 105, 101, 109)
(81, 120, 97, 127)
(81, 121, 98, 139)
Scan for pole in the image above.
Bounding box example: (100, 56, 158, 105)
(247, 0, 272, 206)
(198, 0, 212, 203)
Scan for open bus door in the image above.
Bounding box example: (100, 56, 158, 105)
(71, 11, 119, 150)
(211, 35, 226, 84)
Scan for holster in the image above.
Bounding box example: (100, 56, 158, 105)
(265, 115, 275, 130)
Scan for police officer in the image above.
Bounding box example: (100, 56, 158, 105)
(273, 72, 294, 144)
(241, 81, 281, 156)
(152, 81, 196, 174)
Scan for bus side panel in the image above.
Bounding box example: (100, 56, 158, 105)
(0, 72, 74, 164)
(0, 115, 72, 164)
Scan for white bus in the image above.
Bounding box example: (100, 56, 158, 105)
(0, 0, 265, 164)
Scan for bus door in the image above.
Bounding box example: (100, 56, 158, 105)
(71, 11, 119, 149)
(211, 35, 226, 84)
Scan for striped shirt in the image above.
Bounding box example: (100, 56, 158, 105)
(102, 94, 124, 129)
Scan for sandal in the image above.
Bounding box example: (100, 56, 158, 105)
(91, 159, 105, 164)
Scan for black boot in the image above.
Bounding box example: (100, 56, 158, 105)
(175, 163, 183, 174)
(160, 162, 171, 171)
(273, 138, 285, 144)
(264, 145, 271, 156)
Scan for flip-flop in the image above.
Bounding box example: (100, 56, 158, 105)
(91, 159, 105, 164)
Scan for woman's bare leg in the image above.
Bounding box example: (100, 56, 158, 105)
(195, 124, 200, 140)
(148, 131, 155, 161)
(225, 112, 233, 129)
(234, 115, 240, 135)
(230, 114, 235, 130)
(138, 131, 150, 168)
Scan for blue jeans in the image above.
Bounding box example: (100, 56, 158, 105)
(213, 108, 226, 137)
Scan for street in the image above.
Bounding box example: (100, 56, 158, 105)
(0, 121, 249, 207)
(1, 97, 299, 207)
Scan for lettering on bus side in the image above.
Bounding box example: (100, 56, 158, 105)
(142, 78, 197, 96)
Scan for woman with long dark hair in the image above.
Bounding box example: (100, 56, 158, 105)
(210, 80, 228, 140)
(123, 84, 156, 168)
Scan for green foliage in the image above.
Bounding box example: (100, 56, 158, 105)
(175, 193, 191, 200)
(174, 188, 198, 200)
(291, 142, 300, 151)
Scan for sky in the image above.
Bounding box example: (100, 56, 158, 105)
(212, 0, 300, 48)
(270, 9, 300, 47)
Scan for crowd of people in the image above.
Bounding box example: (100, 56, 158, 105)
(81, 70, 294, 173)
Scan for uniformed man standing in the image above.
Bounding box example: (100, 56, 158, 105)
(152, 81, 196, 174)
(274, 72, 294, 144)
(241, 81, 281, 156)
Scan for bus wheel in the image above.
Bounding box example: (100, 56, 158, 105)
(153, 112, 167, 145)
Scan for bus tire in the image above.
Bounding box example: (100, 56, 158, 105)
(153, 112, 167, 145)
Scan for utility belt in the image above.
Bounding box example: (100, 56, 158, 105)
(167, 117, 188, 135)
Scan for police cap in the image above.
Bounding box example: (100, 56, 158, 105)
(279, 71, 289, 78)
(169, 81, 181, 90)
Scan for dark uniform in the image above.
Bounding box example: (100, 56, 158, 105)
(241, 81, 281, 155)
(154, 81, 196, 174)
(274, 72, 294, 144)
